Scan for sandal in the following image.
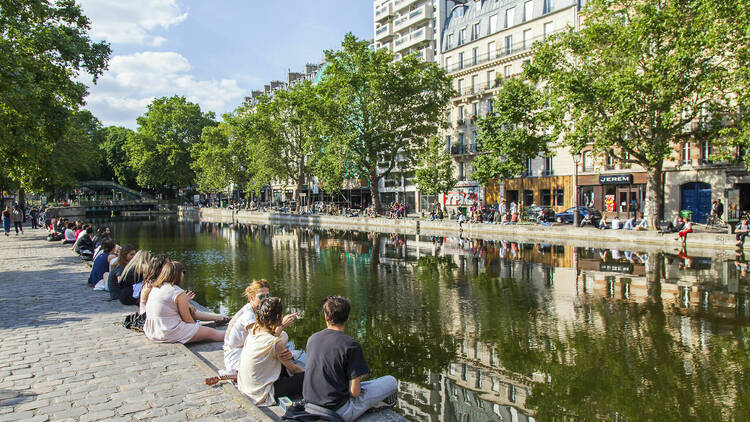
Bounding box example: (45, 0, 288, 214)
(215, 316, 231, 326)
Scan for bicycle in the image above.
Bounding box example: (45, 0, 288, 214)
(705, 214, 726, 231)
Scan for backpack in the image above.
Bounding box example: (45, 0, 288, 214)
(281, 401, 344, 422)
(123, 312, 146, 332)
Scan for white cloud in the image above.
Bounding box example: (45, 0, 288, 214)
(85, 52, 246, 128)
(78, 0, 187, 46)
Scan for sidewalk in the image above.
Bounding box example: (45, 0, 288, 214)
(0, 230, 251, 421)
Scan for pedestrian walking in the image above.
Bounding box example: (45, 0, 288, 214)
(2, 207, 11, 236)
(12, 206, 23, 235)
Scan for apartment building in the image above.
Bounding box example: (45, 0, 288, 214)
(439, 0, 582, 211)
(373, 0, 443, 63)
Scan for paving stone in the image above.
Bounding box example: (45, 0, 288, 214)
(79, 410, 116, 422)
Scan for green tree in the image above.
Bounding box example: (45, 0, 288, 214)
(526, 0, 749, 228)
(317, 34, 454, 211)
(125, 96, 217, 192)
(100, 126, 137, 188)
(191, 124, 240, 194)
(415, 136, 456, 197)
(250, 81, 323, 209)
(0, 0, 110, 187)
(472, 77, 556, 210)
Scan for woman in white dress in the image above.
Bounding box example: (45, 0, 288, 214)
(237, 297, 304, 406)
(144, 261, 224, 343)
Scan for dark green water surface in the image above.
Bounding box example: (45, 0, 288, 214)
(112, 218, 750, 421)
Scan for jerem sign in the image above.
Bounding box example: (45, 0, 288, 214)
(599, 174, 633, 185)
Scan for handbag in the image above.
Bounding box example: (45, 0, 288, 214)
(123, 312, 146, 332)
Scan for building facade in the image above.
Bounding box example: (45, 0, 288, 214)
(438, 0, 583, 211)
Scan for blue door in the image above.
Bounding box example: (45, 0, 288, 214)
(681, 182, 712, 223)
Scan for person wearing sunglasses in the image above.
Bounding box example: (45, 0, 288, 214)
(221, 279, 298, 375)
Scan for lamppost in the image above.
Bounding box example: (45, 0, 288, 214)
(573, 152, 581, 227)
(401, 161, 407, 210)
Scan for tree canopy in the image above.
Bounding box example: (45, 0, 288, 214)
(0, 0, 110, 188)
(125, 96, 217, 191)
(317, 34, 454, 210)
(526, 0, 750, 227)
(415, 136, 457, 197)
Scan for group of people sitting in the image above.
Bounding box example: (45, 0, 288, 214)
(388, 202, 407, 219)
(598, 213, 649, 231)
(73, 225, 397, 420)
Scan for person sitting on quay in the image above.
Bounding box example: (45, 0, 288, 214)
(73, 225, 95, 258)
(303, 295, 398, 421)
(635, 213, 648, 231)
(623, 216, 636, 230)
(88, 239, 115, 288)
(119, 250, 151, 306)
(676, 217, 693, 246)
(108, 244, 136, 301)
(238, 297, 304, 406)
(611, 216, 622, 230)
(222, 280, 299, 376)
(143, 261, 225, 343)
(61, 222, 76, 244)
(138, 254, 170, 315)
(598, 215, 609, 230)
(736, 217, 749, 248)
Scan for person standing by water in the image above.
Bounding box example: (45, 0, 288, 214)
(303, 295, 398, 421)
(2, 207, 11, 236)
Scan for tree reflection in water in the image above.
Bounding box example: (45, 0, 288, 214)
(111, 219, 750, 421)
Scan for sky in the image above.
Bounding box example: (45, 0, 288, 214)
(77, 0, 374, 128)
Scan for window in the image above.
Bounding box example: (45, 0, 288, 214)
(583, 151, 593, 171)
(523, 29, 532, 50)
(472, 102, 478, 118)
(487, 98, 494, 114)
(701, 141, 712, 164)
(504, 64, 512, 78)
(458, 106, 466, 123)
(457, 79, 464, 93)
(524, 1, 534, 21)
(488, 41, 497, 60)
(489, 14, 498, 34)
(541, 189, 552, 206)
(680, 142, 690, 165)
(471, 75, 478, 92)
(487, 70, 496, 88)
(445, 135, 451, 152)
(505, 35, 513, 54)
(543, 156, 553, 175)
(523, 189, 534, 206)
(458, 28, 466, 45)
(458, 52, 464, 69)
(472, 131, 477, 151)
(447, 33, 454, 49)
(543, 0, 554, 14)
(524, 158, 532, 176)
(472, 22, 481, 40)
(505, 8, 515, 28)
(459, 162, 465, 180)
(445, 56, 453, 71)
(554, 189, 565, 206)
(472, 47, 478, 65)
(543, 22, 552, 38)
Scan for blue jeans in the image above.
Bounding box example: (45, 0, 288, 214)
(336, 375, 398, 422)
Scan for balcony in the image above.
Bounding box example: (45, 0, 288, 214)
(393, 0, 420, 13)
(375, 23, 394, 41)
(450, 144, 481, 155)
(393, 3, 433, 32)
(375, 3, 393, 22)
(418, 48, 434, 62)
(394, 26, 434, 53)
(443, 30, 561, 74)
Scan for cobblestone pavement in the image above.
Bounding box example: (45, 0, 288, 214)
(0, 228, 252, 421)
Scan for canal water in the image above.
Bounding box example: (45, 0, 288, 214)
(112, 218, 750, 421)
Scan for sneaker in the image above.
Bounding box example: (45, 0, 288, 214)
(382, 392, 397, 408)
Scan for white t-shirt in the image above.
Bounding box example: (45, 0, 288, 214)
(223, 303, 257, 373)
(64, 229, 75, 241)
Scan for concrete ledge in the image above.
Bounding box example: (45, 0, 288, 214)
(180, 206, 738, 252)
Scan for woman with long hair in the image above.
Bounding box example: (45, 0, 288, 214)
(138, 254, 170, 315)
(107, 244, 136, 301)
(143, 261, 224, 343)
(118, 250, 151, 305)
(237, 297, 304, 406)
(2, 207, 11, 236)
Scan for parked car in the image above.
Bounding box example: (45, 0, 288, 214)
(523, 206, 556, 222)
(555, 206, 602, 226)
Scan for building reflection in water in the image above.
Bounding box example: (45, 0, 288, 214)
(113, 219, 750, 422)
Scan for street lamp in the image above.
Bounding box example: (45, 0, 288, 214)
(401, 161, 407, 210)
(573, 152, 581, 227)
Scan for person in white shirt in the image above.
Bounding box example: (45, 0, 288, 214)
(62, 223, 76, 244)
(635, 213, 648, 231)
(222, 280, 298, 376)
(623, 216, 636, 230)
(611, 216, 622, 230)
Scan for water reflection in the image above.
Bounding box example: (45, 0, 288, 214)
(112, 219, 750, 421)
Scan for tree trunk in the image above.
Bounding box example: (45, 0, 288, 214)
(370, 176, 382, 213)
(645, 164, 664, 231)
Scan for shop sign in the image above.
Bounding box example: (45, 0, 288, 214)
(444, 186, 482, 206)
(599, 174, 633, 185)
(455, 180, 479, 188)
(600, 261, 633, 274)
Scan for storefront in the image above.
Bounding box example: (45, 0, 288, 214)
(578, 172, 647, 219)
(442, 180, 483, 209)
